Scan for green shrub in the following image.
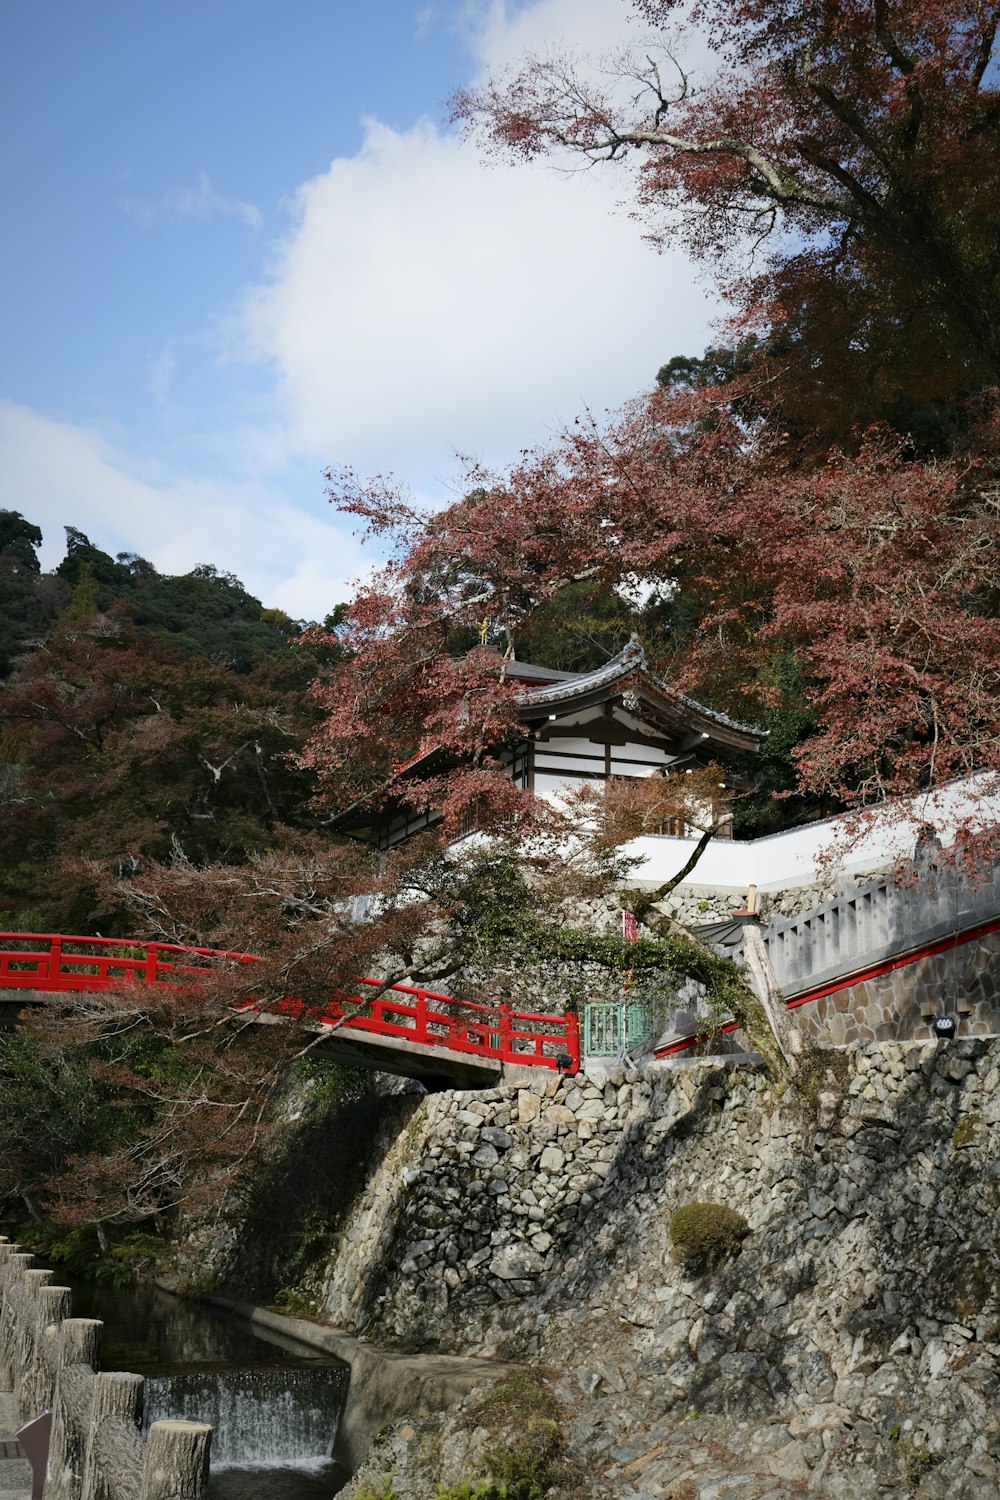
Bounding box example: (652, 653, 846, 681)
(461, 1370, 578, 1500)
(490, 1416, 563, 1500)
(669, 1202, 749, 1271)
(15, 1222, 163, 1286)
(271, 1287, 317, 1319)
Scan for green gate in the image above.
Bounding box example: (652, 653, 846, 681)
(583, 1000, 656, 1059)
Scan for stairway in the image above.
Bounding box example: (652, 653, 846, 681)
(718, 858, 1000, 1000)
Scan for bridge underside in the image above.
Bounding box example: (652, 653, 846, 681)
(4, 991, 504, 1089)
(308, 1022, 503, 1090)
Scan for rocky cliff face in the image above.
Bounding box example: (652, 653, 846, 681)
(320, 1040, 1000, 1498)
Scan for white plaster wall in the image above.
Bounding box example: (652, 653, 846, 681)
(621, 773, 1000, 892)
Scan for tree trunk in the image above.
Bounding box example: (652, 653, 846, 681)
(741, 922, 801, 1077)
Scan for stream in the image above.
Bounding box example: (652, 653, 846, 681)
(66, 1280, 352, 1499)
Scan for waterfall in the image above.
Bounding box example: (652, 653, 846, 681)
(145, 1364, 350, 1466)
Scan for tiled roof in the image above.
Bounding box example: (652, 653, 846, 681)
(520, 635, 766, 739)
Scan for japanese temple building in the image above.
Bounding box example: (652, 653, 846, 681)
(331, 636, 767, 852)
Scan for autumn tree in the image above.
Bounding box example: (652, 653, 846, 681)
(323, 400, 1000, 848)
(455, 0, 1000, 452)
(0, 608, 324, 932)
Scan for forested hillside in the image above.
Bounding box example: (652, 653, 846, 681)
(0, 517, 350, 1264)
(0, 514, 344, 935)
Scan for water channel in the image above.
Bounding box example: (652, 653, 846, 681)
(66, 1280, 352, 1499)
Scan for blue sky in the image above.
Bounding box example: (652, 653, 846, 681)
(1, 0, 719, 619)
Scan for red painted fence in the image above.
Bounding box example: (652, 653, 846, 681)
(0, 933, 580, 1074)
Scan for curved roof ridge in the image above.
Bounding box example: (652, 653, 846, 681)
(519, 632, 765, 739)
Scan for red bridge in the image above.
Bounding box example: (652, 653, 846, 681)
(0, 932, 580, 1089)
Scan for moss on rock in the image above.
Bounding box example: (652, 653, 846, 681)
(669, 1202, 749, 1271)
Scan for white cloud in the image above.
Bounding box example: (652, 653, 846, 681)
(4, 0, 721, 620)
(125, 170, 263, 232)
(241, 0, 721, 483)
(467, 0, 656, 64)
(0, 400, 365, 620)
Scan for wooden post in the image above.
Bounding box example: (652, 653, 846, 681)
(140, 1421, 212, 1500)
(23, 1284, 70, 1419)
(14, 1268, 53, 1422)
(742, 922, 801, 1075)
(0, 1244, 214, 1500)
(47, 1318, 102, 1500)
(80, 1372, 144, 1500)
(0, 1241, 20, 1387)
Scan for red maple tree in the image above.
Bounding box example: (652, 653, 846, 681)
(454, 0, 1000, 436)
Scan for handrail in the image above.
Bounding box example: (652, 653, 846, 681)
(0, 934, 581, 1074)
(655, 905, 1000, 1059)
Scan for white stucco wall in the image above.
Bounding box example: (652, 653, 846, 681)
(621, 774, 1000, 892)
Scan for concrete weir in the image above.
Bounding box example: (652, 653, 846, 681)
(172, 1290, 512, 1472)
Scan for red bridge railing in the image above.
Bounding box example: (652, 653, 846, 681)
(0, 933, 580, 1074)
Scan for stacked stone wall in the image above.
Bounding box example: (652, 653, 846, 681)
(319, 1071, 625, 1339)
(318, 1040, 1000, 1496)
(799, 928, 1000, 1047)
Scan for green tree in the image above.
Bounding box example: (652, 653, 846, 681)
(0, 511, 54, 678)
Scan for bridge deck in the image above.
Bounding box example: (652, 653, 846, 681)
(0, 935, 580, 1086)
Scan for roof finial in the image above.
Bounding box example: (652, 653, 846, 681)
(622, 632, 646, 667)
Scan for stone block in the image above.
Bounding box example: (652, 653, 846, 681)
(489, 1243, 544, 1280)
(544, 1104, 576, 1125)
(516, 1092, 541, 1124)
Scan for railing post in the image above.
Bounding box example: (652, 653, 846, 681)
(145, 944, 159, 986)
(47, 1318, 103, 1500)
(498, 1004, 512, 1061)
(140, 1421, 212, 1500)
(564, 1010, 580, 1073)
(80, 1371, 145, 1500)
(49, 936, 63, 985)
(23, 1283, 70, 1421)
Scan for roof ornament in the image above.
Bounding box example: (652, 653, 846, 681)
(621, 632, 647, 669)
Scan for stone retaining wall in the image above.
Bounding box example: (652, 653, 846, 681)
(314, 1040, 1000, 1495)
(318, 1071, 626, 1342)
(799, 927, 1000, 1046)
